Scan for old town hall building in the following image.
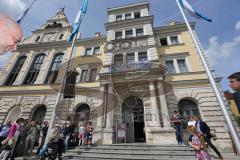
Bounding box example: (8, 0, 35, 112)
(0, 1, 235, 150)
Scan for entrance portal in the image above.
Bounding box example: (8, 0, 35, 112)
(122, 96, 145, 143)
(74, 104, 90, 126)
(178, 99, 200, 143)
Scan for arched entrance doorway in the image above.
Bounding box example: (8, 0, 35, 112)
(74, 104, 90, 126)
(31, 105, 47, 122)
(5, 106, 21, 123)
(178, 99, 200, 143)
(122, 96, 145, 143)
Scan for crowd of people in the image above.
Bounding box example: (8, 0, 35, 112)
(0, 118, 94, 160)
(171, 111, 224, 160)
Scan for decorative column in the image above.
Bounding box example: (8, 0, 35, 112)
(157, 81, 171, 128)
(149, 81, 161, 127)
(106, 84, 114, 128)
(96, 84, 106, 128)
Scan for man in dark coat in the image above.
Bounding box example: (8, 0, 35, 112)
(228, 72, 240, 114)
(194, 115, 223, 160)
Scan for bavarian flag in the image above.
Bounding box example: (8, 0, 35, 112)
(178, 0, 212, 22)
(68, 0, 88, 42)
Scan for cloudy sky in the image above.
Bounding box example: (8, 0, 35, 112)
(0, 0, 239, 90)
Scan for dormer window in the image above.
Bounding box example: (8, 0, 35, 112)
(134, 12, 141, 19)
(116, 15, 122, 21)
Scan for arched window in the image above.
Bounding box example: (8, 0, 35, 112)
(5, 106, 21, 123)
(24, 54, 45, 85)
(5, 56, 27, 85)
(178, 99, 200, 129)
(31, 105, 47, 122)
(44, 53, 64, 84)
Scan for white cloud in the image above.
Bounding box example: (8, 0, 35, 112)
(236, 20, 240, 31)
(0, 0, 26, 18)
(206, 21, 240, 66)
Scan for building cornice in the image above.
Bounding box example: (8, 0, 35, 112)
(105, 16, 154, 30)
(16, 36, 107, 52)
(153, 22, 195, 35)
(107, 1, 149, 14)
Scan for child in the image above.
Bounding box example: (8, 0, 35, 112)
(187, 125, 211, 160)
(86, 121, 93, 146)
(78, 123, 86, 147)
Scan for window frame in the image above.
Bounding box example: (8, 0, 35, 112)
(93, 46, 100, 55)
(116, 15, 123, 21)
(80, 69, 88, 82)
(138, 52, 148, 62)
(125, 29, 133, 38)
(5, 56, 27, 85)
(115, 31, 123, 40)
(23, 54, 45, 85)
(136, 28, 144, 37)
(89, 68, 98, 82)
(84, 48, 92, 56)
(44, 53, 64, 84)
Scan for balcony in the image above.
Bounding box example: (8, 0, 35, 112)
(110, 61, 159, 73)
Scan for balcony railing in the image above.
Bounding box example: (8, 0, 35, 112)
(110, 61, 155, 73)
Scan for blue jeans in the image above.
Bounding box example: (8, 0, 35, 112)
(65, 135, 70, 151)
(175, 125, 183, 144)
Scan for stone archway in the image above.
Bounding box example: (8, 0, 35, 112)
(178, 98, 200, 143)
(30, 105, 47, 122)
(122, 96, 145, 143)
(74, 103, 90, 127)
(5, 106, 22, 123)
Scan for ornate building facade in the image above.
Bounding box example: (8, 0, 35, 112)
(0, 2, 236, 149)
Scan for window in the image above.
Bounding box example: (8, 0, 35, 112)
(160, 38, 168, 46)
(114, 54, 123, 65)
(125, 30, 133, 38)
(116, 15, 122, 21)
(125, 13, 132, 20)
(93, 47, 100, 55)
(5, 56, 27, 85)
(85, 48, 92, 56)
(165, 60, 176, 73)
(136, 28, 144, 37)
(44, 53, 64, 84)
(170, 36, 179, 45)
(59, 34, 64, 40)
(35, 36, 40, 42)
(127, 53, 135, 64)
(80, 69, 88, 82)
(138, 52, 148, 62)
(134, 12, 141, 18)
(89, 69, 97, 82)
(24, 54, 45, 85)
(115, 31, 122, 40)
(177, 59, 188, 73)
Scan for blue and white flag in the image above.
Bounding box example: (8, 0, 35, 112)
(178, 0, 212, 22)
(68, 0, 88, 42)
(17, 0, 37, 24)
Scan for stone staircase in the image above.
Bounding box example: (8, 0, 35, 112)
(63, 143, 239, 160)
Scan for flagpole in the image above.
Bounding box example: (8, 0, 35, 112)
(176, 0, 240, 155)
(17, 0, 37, 24)
(42, 33, 78, 150)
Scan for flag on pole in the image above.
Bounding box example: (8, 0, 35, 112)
(178, 0, 212, 22)
(68, 0, 88, 42)
(17, 0, 37, 24)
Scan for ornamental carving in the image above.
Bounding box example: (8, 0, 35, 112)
(106, 39, 148, 52)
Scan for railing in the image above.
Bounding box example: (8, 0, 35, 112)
(110, 61, 154, 73)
